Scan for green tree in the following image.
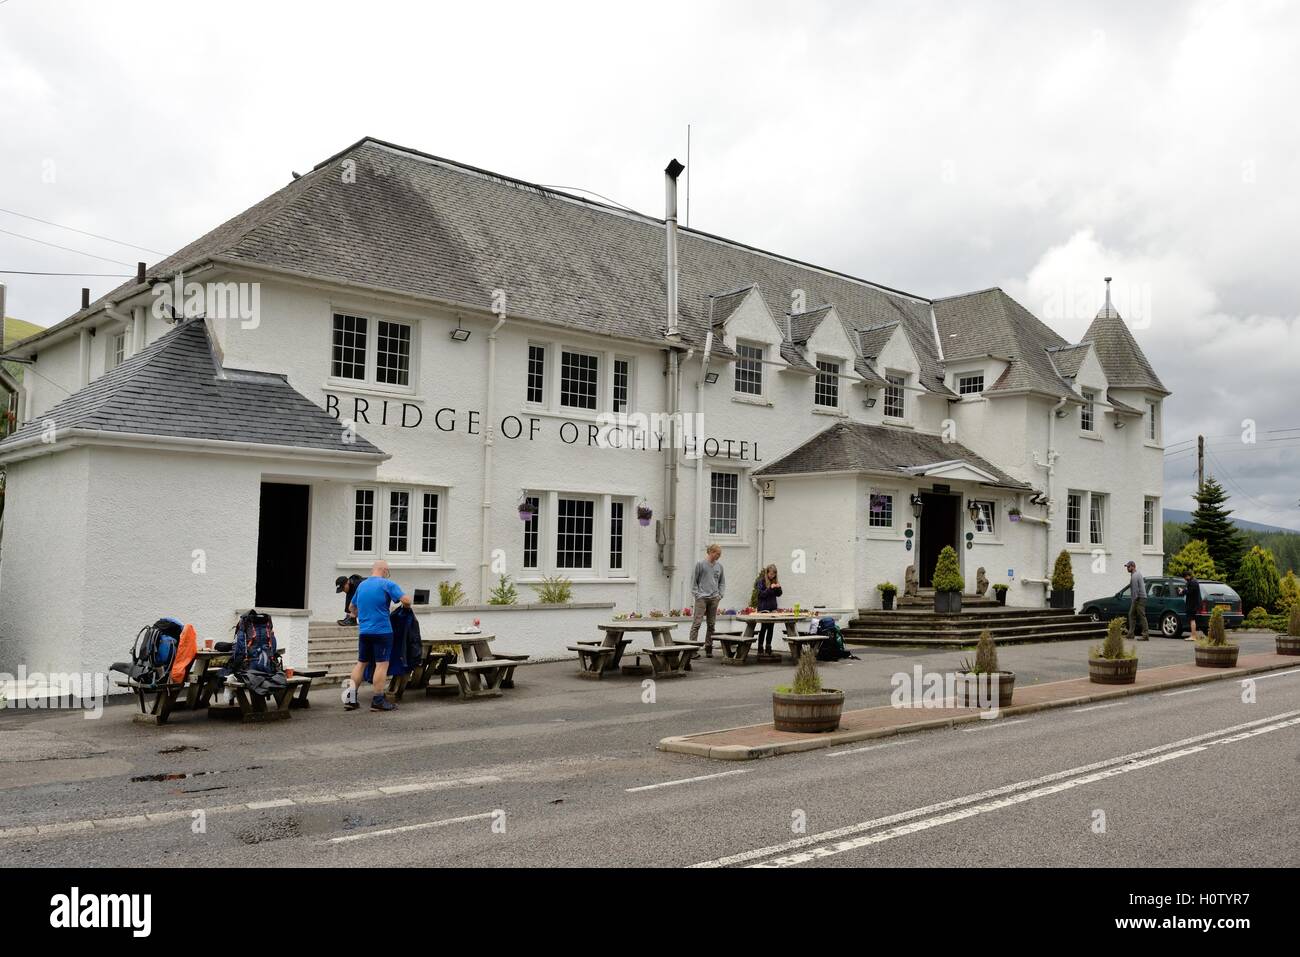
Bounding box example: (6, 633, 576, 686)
(1167, 538, 1217, 579)
(1234, 545, 1281, 614)
(1050, 550, 1075, 591)
(1185, 478, 1247, 580)
(1277, 570, 1300, 614)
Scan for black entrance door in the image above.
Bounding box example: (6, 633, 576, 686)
(917, 492, 960, 588)
(255, 482, 310, 609)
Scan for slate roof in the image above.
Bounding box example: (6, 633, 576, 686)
(788, 305, 833, 344)
(14, 138, 952, 393)
(754, 420, 1028, 487)
(0, 319, 385, 458)
(1080, 306, 1169, 395)
(934, 288, 1078, 398)
(1046, 343, 1090, 379)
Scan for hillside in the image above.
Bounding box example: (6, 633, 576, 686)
(3, 317, 45, 348)
(1163, 508, 1299, 536)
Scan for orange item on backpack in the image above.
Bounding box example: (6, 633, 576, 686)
(171, 623, 198, 683)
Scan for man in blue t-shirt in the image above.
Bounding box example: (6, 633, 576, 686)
(344, 560, 411, 712)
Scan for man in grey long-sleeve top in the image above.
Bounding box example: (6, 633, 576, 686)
(1125, 560, 1149, 640)
(688, 544, 725, 657)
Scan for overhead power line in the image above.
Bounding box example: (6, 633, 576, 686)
(0, 207, 163, 255)
(0, 227, 135, 267)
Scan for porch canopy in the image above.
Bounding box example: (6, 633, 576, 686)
(754, 420, 1030, 491)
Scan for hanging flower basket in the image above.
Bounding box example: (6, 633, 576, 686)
(1008, 507, 1022, 523)
(636, 502, 653, 527)
(517, 497, 537, 523)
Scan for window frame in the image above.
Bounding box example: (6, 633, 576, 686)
(970, 499, 996, 535)
(814, 358, 841, 409)
(733, 340, 765, 397)
(708, 470, 741, 538)
(352, 486, 377, 555)
(1089, 492, 1107, 546)
(329, 311, 417, 393)
(612, 355, 632, 414)
(350, 484, 445, 562)
(558, 348, 601, 412)
(884, 373, 907, 419)
(108, 330, 126, 372)
(1080, 390, 1096, 433)
(1143, 496, 1158, 548)
(957, 372, 984, 396)
(1066, 492, 1083, 545)
(555, 494, 597, 571)
(867, 490, 896, 531)
(1146, 401, 1160, 443)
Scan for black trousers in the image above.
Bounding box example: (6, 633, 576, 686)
(758, 622, 775, 652)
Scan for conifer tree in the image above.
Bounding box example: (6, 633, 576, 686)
(1185, 478, 1246, 579)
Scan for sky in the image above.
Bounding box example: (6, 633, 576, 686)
(2, 0, 1298, 529)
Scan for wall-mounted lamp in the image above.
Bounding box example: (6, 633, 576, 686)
(967, 500, 982, 522)
(910, 493, 924, 518)
(865, 397, 877, 408)
(704, 371, 719, 384)
(1054, 408, 1068, 418)
(449, 319, 472, 342)
(1114, 420, 1126, 430)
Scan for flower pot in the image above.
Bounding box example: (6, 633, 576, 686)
(994, 589, 1007, 606)
(1089, 656, 1138, 685)
(1275, 635, 1300, 656)
(934, 590, 962, 614)
(637, 516, 652, 527)
(1195, 644, 1239, 668)
(518, 508, 536, 523)
(772, 689, 844, 733)
(1049, 589, 1075, 611)
(954, 671, 1015, 709)
(1008, 513, 1021, 523)
(881, 592, 895, 610)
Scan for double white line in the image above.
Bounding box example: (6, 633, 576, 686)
(693, 710, 1300, 868)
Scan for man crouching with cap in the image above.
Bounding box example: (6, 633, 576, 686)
(1125, 560, 1149, 641)
(334, 574, 363, 627)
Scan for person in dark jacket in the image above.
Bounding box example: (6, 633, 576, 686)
(335, 574, 364, 627)
(1183, 570, 1201, 642)
(754, 564, 783, 655)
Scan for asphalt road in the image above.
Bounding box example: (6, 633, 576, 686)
(1, 632, 1296, 868)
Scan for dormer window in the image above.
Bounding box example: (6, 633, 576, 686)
(884, 374, 906, 419)
(734, 341, 765, 396)
(957, 373, 984, 396)
(814, 359, 840, 408)
(1080, 391, 1096, 432)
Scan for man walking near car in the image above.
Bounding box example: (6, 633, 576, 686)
(1183, 569, 1201, 642)
(1125, 560, 1149, 640)
(689, 544, 725, 657)
(343, 559, 411, 712)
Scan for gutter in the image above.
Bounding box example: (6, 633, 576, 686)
(479, 313, 507, 599)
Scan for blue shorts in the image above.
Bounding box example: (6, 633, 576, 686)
(358, 633, 393, 665)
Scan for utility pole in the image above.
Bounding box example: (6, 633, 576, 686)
(1197, 434, 1205, 493)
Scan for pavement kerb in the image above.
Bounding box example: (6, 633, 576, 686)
(658, 657, 1300, 761)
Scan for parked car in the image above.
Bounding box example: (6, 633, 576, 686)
(1080, 577, 1244, 638)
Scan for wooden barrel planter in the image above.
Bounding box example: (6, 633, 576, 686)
(1194, 644, 1239, 668)
(1277, 635, 1300, 656)
(772, 689, 844, 733)
(954, 671, 1015, 709)
(1088, 657, 1138, 685)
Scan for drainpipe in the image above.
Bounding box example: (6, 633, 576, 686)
(480, 314, 507, 600)
(1025, 395, 1068, 592)
(662, 158, 686, 602)
(750, 474, 766, 571)
(693, 321, 714, 575)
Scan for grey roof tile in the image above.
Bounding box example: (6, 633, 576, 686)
(1, 319, 384, 457)
(1080, 307, 1169, 395)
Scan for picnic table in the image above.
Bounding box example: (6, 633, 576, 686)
(569, 621, 698, 679)
(733, 613, 823, 664)
(423, 633, 529, 700)
(195, 648, 316, 722)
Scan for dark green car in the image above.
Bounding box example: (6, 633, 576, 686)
(1080, 577, 1244, 638)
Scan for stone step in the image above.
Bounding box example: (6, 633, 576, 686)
(842, 626, 1109, 648)
(308, 625, 358, 639)
(842, 623, 1103, 642)
(847, 612, 1094, 630)
(844, 616, 1100, 635)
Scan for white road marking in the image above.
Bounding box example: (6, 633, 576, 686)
(962, 718, 1029, 732)
(751, 714, 1300, 868)
(692, 710, 1300, 868)
(1070, 702, 1127, 713)
(625, 769, 753, 792)
(328, 812, 495, 844)
(824, 739, 916, 757)
(0, 774, 503, 842)
(1249, 669, 1300, 682)
(1163, 687, 1203, 697)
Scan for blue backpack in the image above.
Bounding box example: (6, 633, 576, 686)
(110, 617, 183, 689)
(230, 610, 279, 675)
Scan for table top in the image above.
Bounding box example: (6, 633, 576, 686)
(425, 633, 496, 644)
(601, 621, 679, 632)
(734, 612, 815, 622)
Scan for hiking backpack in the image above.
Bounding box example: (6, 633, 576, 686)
(110, 617, 184, 689)
(230, 609, 279, 675)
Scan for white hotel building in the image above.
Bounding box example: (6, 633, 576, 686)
(0, 138, 1168, 678)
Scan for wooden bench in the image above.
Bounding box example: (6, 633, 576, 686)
(567, 643, 619, 679)
(206, 675, 305, 722)
(288, 669, 327, 708)
(636, 644, 698, 678)
(115, 677, 193, 726)
(717, 635, 758, 666)
(487, 652, 530, 689)
(445, 660, 512, 699)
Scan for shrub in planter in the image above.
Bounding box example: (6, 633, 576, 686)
(772, 649, 844, 733)
(954, 628, 1015, 708)
(487, 575, 518, 606)
(992, 583, 1009, 606)
(532, 576, 573, 605)
(1089, 617, 1137, 684)
(877, 582, 898, 610)
(1278, 603, 1300, 656)
(1049, 550, 1075, 610)
(1195, 607, 1239, 668)
(932, 546, 964, 613)
(438, 581, 466, 607)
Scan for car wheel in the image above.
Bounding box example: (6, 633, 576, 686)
(1086, 608, 1101, 622)
(1161, 612, 1181, 638)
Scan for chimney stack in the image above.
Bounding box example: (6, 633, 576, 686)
(137, 262, 147, 284)
(664, 158, 685, 339)
(81, 287, 91, 310)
